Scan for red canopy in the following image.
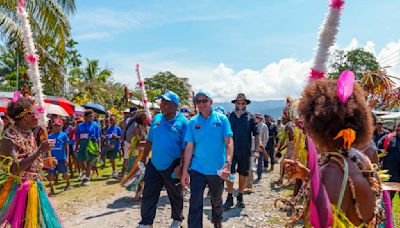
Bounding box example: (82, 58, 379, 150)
(44, 96, 75, 115)
(0, 98, 10, 113)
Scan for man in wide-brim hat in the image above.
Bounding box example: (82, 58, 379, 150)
(231, 93, 251, 105)
(224, 93, 260, 209)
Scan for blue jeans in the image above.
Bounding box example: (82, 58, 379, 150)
(188, 170, 224, 228)
(139, 159, 183, 225)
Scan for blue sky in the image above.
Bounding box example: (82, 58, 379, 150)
(71, 0, 400, 101)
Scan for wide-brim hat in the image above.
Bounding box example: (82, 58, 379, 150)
(231, 93, 251, 104)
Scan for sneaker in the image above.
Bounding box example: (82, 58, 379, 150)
(64, 185, 73, 191)
(236, 194, 245, 208)
(169, 220, 182, 228)
(244, 188, 255, 194)
(77, 173, 83, 180)
(223, 195, 234, 210)
(137, 224, 153, 228)
(111, 171, 119, 179)
(82, 178, 90, 186)
(214, 223, 222, 228)
(78, 173, 87, 181)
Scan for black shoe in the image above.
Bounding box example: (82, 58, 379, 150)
(223, 196, 234, 210)
(236, 194, 245, 208)
(214, 223, 222, 228)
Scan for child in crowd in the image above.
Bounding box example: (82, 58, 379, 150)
(48, 118, 72, 194)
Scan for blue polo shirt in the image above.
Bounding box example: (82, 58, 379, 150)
(185, 110, 233, 175)
(49, 132, 70, 160)
(76, 121, 101, 141)
(147, 112, 189, 171)
(106, 125, 123, 151)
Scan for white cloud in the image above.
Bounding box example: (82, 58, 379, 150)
(102, 39, 400, 102)
(74, 32, 111, 41)
(377, 41, 400, 76)
(205, 59, 310, 102)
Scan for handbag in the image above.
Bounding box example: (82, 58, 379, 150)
(105, 138, 117, 152)
(87, 139, 99, 155)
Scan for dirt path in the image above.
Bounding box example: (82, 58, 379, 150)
(53, 166, 289, 228)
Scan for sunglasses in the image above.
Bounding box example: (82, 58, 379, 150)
(195, 99, 209, 104)
(236, 102, 246, 106)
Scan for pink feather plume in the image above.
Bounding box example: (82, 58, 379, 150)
(330, 0, 345, 10)
(309, 68, 325, 81)
(25, 54, 38, 63)
(337, 70, 355, 104)
(12, 91, 20, 102)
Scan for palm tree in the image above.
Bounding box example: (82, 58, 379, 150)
(360, 68, 400, 110)
(0, 44, 27, 91)
(0, 0, 76, 94)
(69, 58, 115, 106)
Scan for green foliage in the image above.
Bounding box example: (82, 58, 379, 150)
(0, 44, 28, 91)
(329, 48, 380, 80)
(0, 0, 76, 96)
(144, 71, 190, 105)
(68, 58, 125, 110)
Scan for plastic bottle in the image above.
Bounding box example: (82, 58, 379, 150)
(171, 172, 177, 179)
(217, 170, 235, 183)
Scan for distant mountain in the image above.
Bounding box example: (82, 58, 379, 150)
(214, 100, 285, 120)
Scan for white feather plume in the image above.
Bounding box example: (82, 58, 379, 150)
(16, 3, 48, 128)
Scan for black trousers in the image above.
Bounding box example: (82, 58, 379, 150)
(383, 157, 400, 199)
(188, 170, 224, 228)
(140, 159, 183, 225)
(264, 145, 275, 168)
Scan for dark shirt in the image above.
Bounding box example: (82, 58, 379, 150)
(373, 129, 389, 146)
(378, 134, 400, 160)
(378, 135, 400, 182)
(266, 123, 278, 148)
(227, 111, 258, 157)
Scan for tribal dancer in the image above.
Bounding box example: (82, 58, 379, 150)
(275, 97, 294, 185)
(0, 97, 63, 227)
(121, 111, 149, 200)
(277, 72, 386, 227)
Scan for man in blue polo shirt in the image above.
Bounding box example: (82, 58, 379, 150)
(181, 90, 233, 228)
(75, 110, 101, 186)
(138, 91, 189, 228)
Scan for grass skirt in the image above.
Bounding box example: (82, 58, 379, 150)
(0, 173, 63, 228)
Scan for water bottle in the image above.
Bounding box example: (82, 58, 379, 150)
(217, 170, 235, 183)
(171, 171, 177, 179)
(228, 174, 235, 182)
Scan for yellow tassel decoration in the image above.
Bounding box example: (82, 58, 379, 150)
(0, 178, 13, 208)
(24, 180, 39, 228)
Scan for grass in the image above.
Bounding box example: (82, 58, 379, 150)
(394, 193, 399, 227)
(47, 156, 126, 217)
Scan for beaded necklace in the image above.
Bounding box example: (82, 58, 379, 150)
(275, 149, 385, 227)
(3, 125, 43, 173)
(321, 151, 385, 227)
